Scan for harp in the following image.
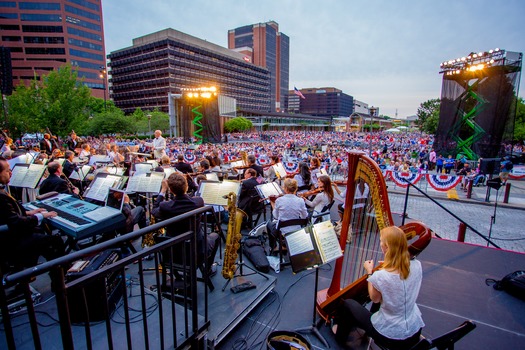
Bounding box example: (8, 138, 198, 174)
(316, 151, 431, 321)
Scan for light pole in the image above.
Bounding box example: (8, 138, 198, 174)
(99, 67, 107, 111)
(368, 106, 377, 157)
(147, 113, 152, 137)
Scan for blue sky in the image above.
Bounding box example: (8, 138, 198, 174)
(102, 0, 525, 118)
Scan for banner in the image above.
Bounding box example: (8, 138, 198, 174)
(183, 152, 197, 164)
(283, 161, 299, 174)
(426, 174, 463, 191)
(509, 165, 525, 180)
(387, 171, 423, 188)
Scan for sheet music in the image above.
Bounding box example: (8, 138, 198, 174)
(286, 228, 315, 256)
(205, 172, 219, 181)
(312, 221, 343, 264)
(273, 163, 287, 178)
(126, 173, 163, 193)
(88, 155, 112, 166)
(256, 182, 283, 200)
(69, 165, 92, 181)
(134, 163, 153, 175)
(84, 174, 122, 202)
(9, 163, 46, 188)
(198, 180, 240, 206)
(230, 160, 244, 168)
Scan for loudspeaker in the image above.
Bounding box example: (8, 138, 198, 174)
(0, 46, 13, 95)
(479, 158, 501, 175)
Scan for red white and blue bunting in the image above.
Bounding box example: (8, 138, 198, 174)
(509, 166, 525, 180)
(283, 161, 299, 174)
(387, 171, 423, 188)
(183, 152, 197, 164)
(426, 174, 463, 191)
(257, 154, 269, 167)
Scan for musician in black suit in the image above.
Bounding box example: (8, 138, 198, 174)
(152, 173, 219, 272)
(62, 150, 78, 178)
(237, 168, 263, 221)
(0, 157, 64, 270)
(66, 131, 81, 153)
(246, 154, 264, 178)
(39, 161, 79, 196)
(39, 133, 54, 156)
(173, 154, 193, 174)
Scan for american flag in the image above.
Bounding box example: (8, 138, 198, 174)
(294, 86, 306, 99)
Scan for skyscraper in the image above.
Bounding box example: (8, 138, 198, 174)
(0, 0, 106, 98)
(228, 21, 289, 112)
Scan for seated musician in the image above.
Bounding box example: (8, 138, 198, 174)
(173, 154, 193, 174)
(266, 178, 308, 251)
(310, 157, 322, 186)
(294, 161, 313, 192)
(264, 155, 280, 182)
(302, 175, 335, 222)
(39, 161, 80, 197)
(0, 156, 65, 274)
(109, 190, 147, 233)
(39, 133, 55, 156)
(237, 168, 264, 228)
(332, 226, 424, 349)
(154, 155, 171, 172)
(79, 143, 91, 159)
(246, 154, 264, 178)
(66, 131, 81, 153)
(108, 143, 124, 165)
(152, 173, 219, 273)
(62, 150, 78, 178)
(49, 148, 64, 163)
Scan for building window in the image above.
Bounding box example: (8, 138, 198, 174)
(69, 48, 103, 61)
(67, 26, 101, 41)
(0, 24, 19, 30)
(26, 47, 65, 55)
(24, 36, 65, 44)
(67, 0, 99, 11)
(19, 2, 61, 10)
(0, 2, 16, 8)
(0, 12, 17, 19)
(71, 59, 103, 70)
(20, 13, 61, 22)
(68, 38, 102, 51)
(65, 5, 100, 21)
(65, 16, 101, 31)
(22, 25, 63, 33)
(1, 36, 21, 42)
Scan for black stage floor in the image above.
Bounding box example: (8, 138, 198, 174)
(2, 237, 524, 349)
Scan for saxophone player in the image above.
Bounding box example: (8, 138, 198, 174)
(39, 161, 80, 197)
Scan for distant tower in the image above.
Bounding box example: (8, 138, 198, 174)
(228, 21, 289, 112)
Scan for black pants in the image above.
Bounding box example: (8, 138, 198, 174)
(335, 299, 421, 350)
(8, 233, 64, 269)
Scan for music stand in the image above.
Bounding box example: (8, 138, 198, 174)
(486, 178, 502, 247)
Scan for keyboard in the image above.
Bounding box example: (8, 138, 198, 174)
(31, 202, 91, 226)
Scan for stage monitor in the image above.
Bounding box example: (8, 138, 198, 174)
(479, 158, 501, 175)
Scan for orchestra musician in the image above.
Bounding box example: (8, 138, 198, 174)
(246, 154, 264, 177)
(108, 143, 125, 165)
(310, 157, 322, 186)
(302, 175, 335, 222)
(39, 133, 55, 156)
(39, 161, 80, 197)
(266, 178, 308, 252)
(49, 148, 64, 163)
(332, 226, 424, 349)
(173, 154, 193, 174)
(264, 155, 280, 182)
(294, 161, 313, 192)
(66, 131, 82, 153)
(79, 143, 91, 159)
(237, 168, 263, 228)
(0, 156, 65, 273)
(152, 173, 219, 274)
(142, 130, 166, 160)
(62, 150, 78, 178)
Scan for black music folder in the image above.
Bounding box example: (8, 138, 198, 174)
(284, 221, 343, 274)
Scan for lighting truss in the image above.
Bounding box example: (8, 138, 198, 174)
(439, 48, 506, 76)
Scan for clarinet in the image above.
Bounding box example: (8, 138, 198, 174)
(61, 174, 83, 200)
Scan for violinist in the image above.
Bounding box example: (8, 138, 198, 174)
(266, 178, 308, 252)
(79, 143, 91, 159)
(237, 168, 263, 227)
(173, 154, 193, 174)
(294, 161, 313, 192)
(246, 154, 264, 177)
(49, 148, 64, 163)
(264, 155, 280, 182)
(309, 157, 322, 185)
(302, 175, 334, 222)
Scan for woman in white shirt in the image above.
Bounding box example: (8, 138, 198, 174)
(303, 175, 334, 222)
(333, 226, 424, 349)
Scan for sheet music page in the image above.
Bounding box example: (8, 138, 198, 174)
(256, 182, 283, 199)
(26, 164, 47, 188)
(205, 173, 219, 181)
(286, 228, 315, 256)
(8, 155, 28, 169)
(125, 174, 143, 192)
(198, 181, 240, 205)
(312, 221, 343, 264)
(8, 164, 30, 187)
(230, 160, 244, 168)
(273, 163, 287, 178)
(145, 173, 163, 193)
(88, 155, 112, 166)
(85, 174, 122, 202)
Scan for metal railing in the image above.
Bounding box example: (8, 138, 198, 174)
(400, 180, 500, 249)
(1, 206, 213, 350)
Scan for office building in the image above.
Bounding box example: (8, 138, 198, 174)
(0, 0, 106, 98)
(108, 28, 271, 114)
(228, 21, 289, 112)
(289, 87, 354, 118)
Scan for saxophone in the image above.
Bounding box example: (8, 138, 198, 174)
(221, 192, 246, 280)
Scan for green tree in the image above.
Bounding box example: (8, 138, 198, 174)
(7, 64, 92, 137)
(224, 117, 252, 132)
(514, 97, 525, 142)
(416, 98, 440, 134)
(85, 109, 135, 136)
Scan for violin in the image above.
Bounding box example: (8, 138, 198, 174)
(298, 187, 323, 198)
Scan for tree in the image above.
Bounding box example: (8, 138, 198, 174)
(514, 97, 525, 142)
(224, 117, 252, 132)
(416, 98, 440, 134)
(7, 64, 92, 137)
(84, 109, 135, 136)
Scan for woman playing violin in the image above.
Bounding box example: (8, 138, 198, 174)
(294, 161, 313, 192)
(302, 175, 334, 222)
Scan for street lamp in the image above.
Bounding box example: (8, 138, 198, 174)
(368, 106, 377, 157)
(99, 66, 107, 111)
(147, 113, 152, 137)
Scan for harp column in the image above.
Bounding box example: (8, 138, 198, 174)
(368, 106, 377, 157)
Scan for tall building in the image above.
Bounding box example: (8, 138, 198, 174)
(289, 87, 354, 118)
(0, 0, 106, 98)
(107, 28, 271, 114)
(228, 21, 289, 112)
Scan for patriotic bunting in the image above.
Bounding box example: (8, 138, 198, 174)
(387, 171, 423, 188)
(426, 174, 462, 191)
(283, 161, 299, 174)
(183, 152, 196, 164)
